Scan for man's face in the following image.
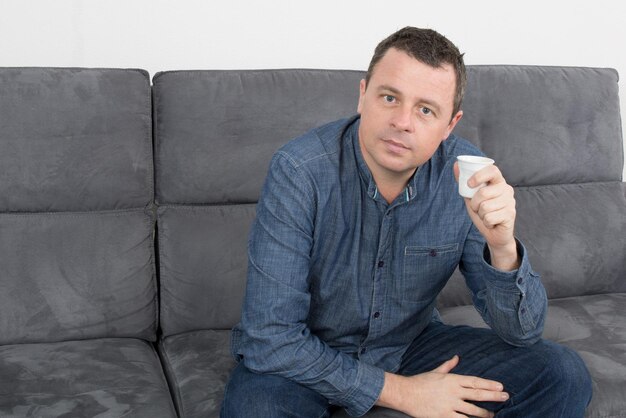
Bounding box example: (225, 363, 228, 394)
(357, 48, 463, 182)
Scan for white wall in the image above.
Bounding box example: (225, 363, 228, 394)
(2, 0, 624, 178)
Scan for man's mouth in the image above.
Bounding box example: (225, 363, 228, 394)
(382, 138, 410, 153)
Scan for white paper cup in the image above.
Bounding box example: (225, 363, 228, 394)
(457, 155, 495, 198)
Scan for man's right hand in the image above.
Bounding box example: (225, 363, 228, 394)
(376, 355, 509, 418)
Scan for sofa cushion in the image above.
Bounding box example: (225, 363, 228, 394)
(0, 337, 177, 417)
(439, 293, 626, 418)
(453, 66, 622, 187)
(0, 209, 157, 345)
(158, 330, 234, 418)
(157, 205, 255, 337)
(152, 69, 364, 205)
(0, 68, 153, 212)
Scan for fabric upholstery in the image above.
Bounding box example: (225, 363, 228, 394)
(0, 68, 153, 212)
(158, 330, 234, 418)
(158, 205, 255, 336)
(153, 69, 364, 204)
(0, 338, 176, 417)
(0, 210, 156, 345)
(453, 66, 623, 186)
(0, 68, 157, 345)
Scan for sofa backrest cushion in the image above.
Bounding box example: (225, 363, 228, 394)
(0, 68, 157, 345)
(0, 68, 154, 212)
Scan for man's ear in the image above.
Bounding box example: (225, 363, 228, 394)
(357, 79, 367, 114)
(443, 110, 463, 139)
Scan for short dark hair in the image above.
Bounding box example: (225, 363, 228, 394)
(365, 27, 466, 118)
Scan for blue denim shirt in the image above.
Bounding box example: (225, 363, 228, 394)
(232, 116, 546, 416)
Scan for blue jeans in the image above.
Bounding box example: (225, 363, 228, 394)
(221, 322, 592, 417)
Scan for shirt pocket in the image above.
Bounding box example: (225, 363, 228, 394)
(401, 243, 459, 303)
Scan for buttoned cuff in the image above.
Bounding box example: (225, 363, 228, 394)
(339, 361, 385, 417)
(481, 238, 544, 340)
(481, 237, 530, 292)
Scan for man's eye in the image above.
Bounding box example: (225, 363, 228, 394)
(383, 95, 396, 103)
(420, 107, 432, 115)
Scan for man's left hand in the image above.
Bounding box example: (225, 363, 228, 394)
(454, 161, 520, 271)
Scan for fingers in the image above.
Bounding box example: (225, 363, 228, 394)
(473, 193, 515, 230)
(456, 401, 496, 418)
(433, 354, 459, 374)
(460, 386, 509, 402)
(467, 167, 515, 229)
(456, 377, 508, 417)
(459, 375, 504, 392)
(468, 164, 503, 188)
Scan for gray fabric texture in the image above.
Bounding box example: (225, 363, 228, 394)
(0, 337, 177, 417)
(0, 209, 157, 345)
(157, 205, 255, 336)
(0, 67, 158, 346)
(158, 330, 234, 418)
(0, 68, 153, 212)
(453, 66, 623, 186)
(153, 69, 364, 204)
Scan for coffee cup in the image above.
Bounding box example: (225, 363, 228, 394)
(457, 155, 495, 198)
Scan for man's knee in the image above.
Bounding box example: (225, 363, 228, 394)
(537, 341, 593, 405)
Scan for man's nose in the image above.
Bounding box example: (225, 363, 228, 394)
(390, 105, 414, 132)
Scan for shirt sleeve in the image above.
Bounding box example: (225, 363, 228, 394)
(236, 152, 384, 417)
(459, 224, 547, 346)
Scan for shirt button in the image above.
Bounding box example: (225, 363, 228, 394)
(378, 260, 384, 268)
(517, 277, 523, 285)
(429, 249, 437, 257)
(521, 308, 527, 314)
(360, 347, 367, 354)
(373, 312, 380, 319)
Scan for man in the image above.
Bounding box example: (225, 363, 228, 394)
(221, 27, 592, 417)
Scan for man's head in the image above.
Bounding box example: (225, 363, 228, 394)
(365, 27, 466, 118)
(357, 27, 466, 187)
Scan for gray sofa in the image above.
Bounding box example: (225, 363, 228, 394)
(0, 66, 624, 418)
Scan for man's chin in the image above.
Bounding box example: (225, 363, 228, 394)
(380, 162, 419, 178)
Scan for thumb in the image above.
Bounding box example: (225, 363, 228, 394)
(453, 161, 460, 183)
(433, 355, 459, 374)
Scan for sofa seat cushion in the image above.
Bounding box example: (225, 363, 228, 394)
(159, 330, 235, 418)
(439, 293, 626, 418)
(0, 337, 176, 417)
